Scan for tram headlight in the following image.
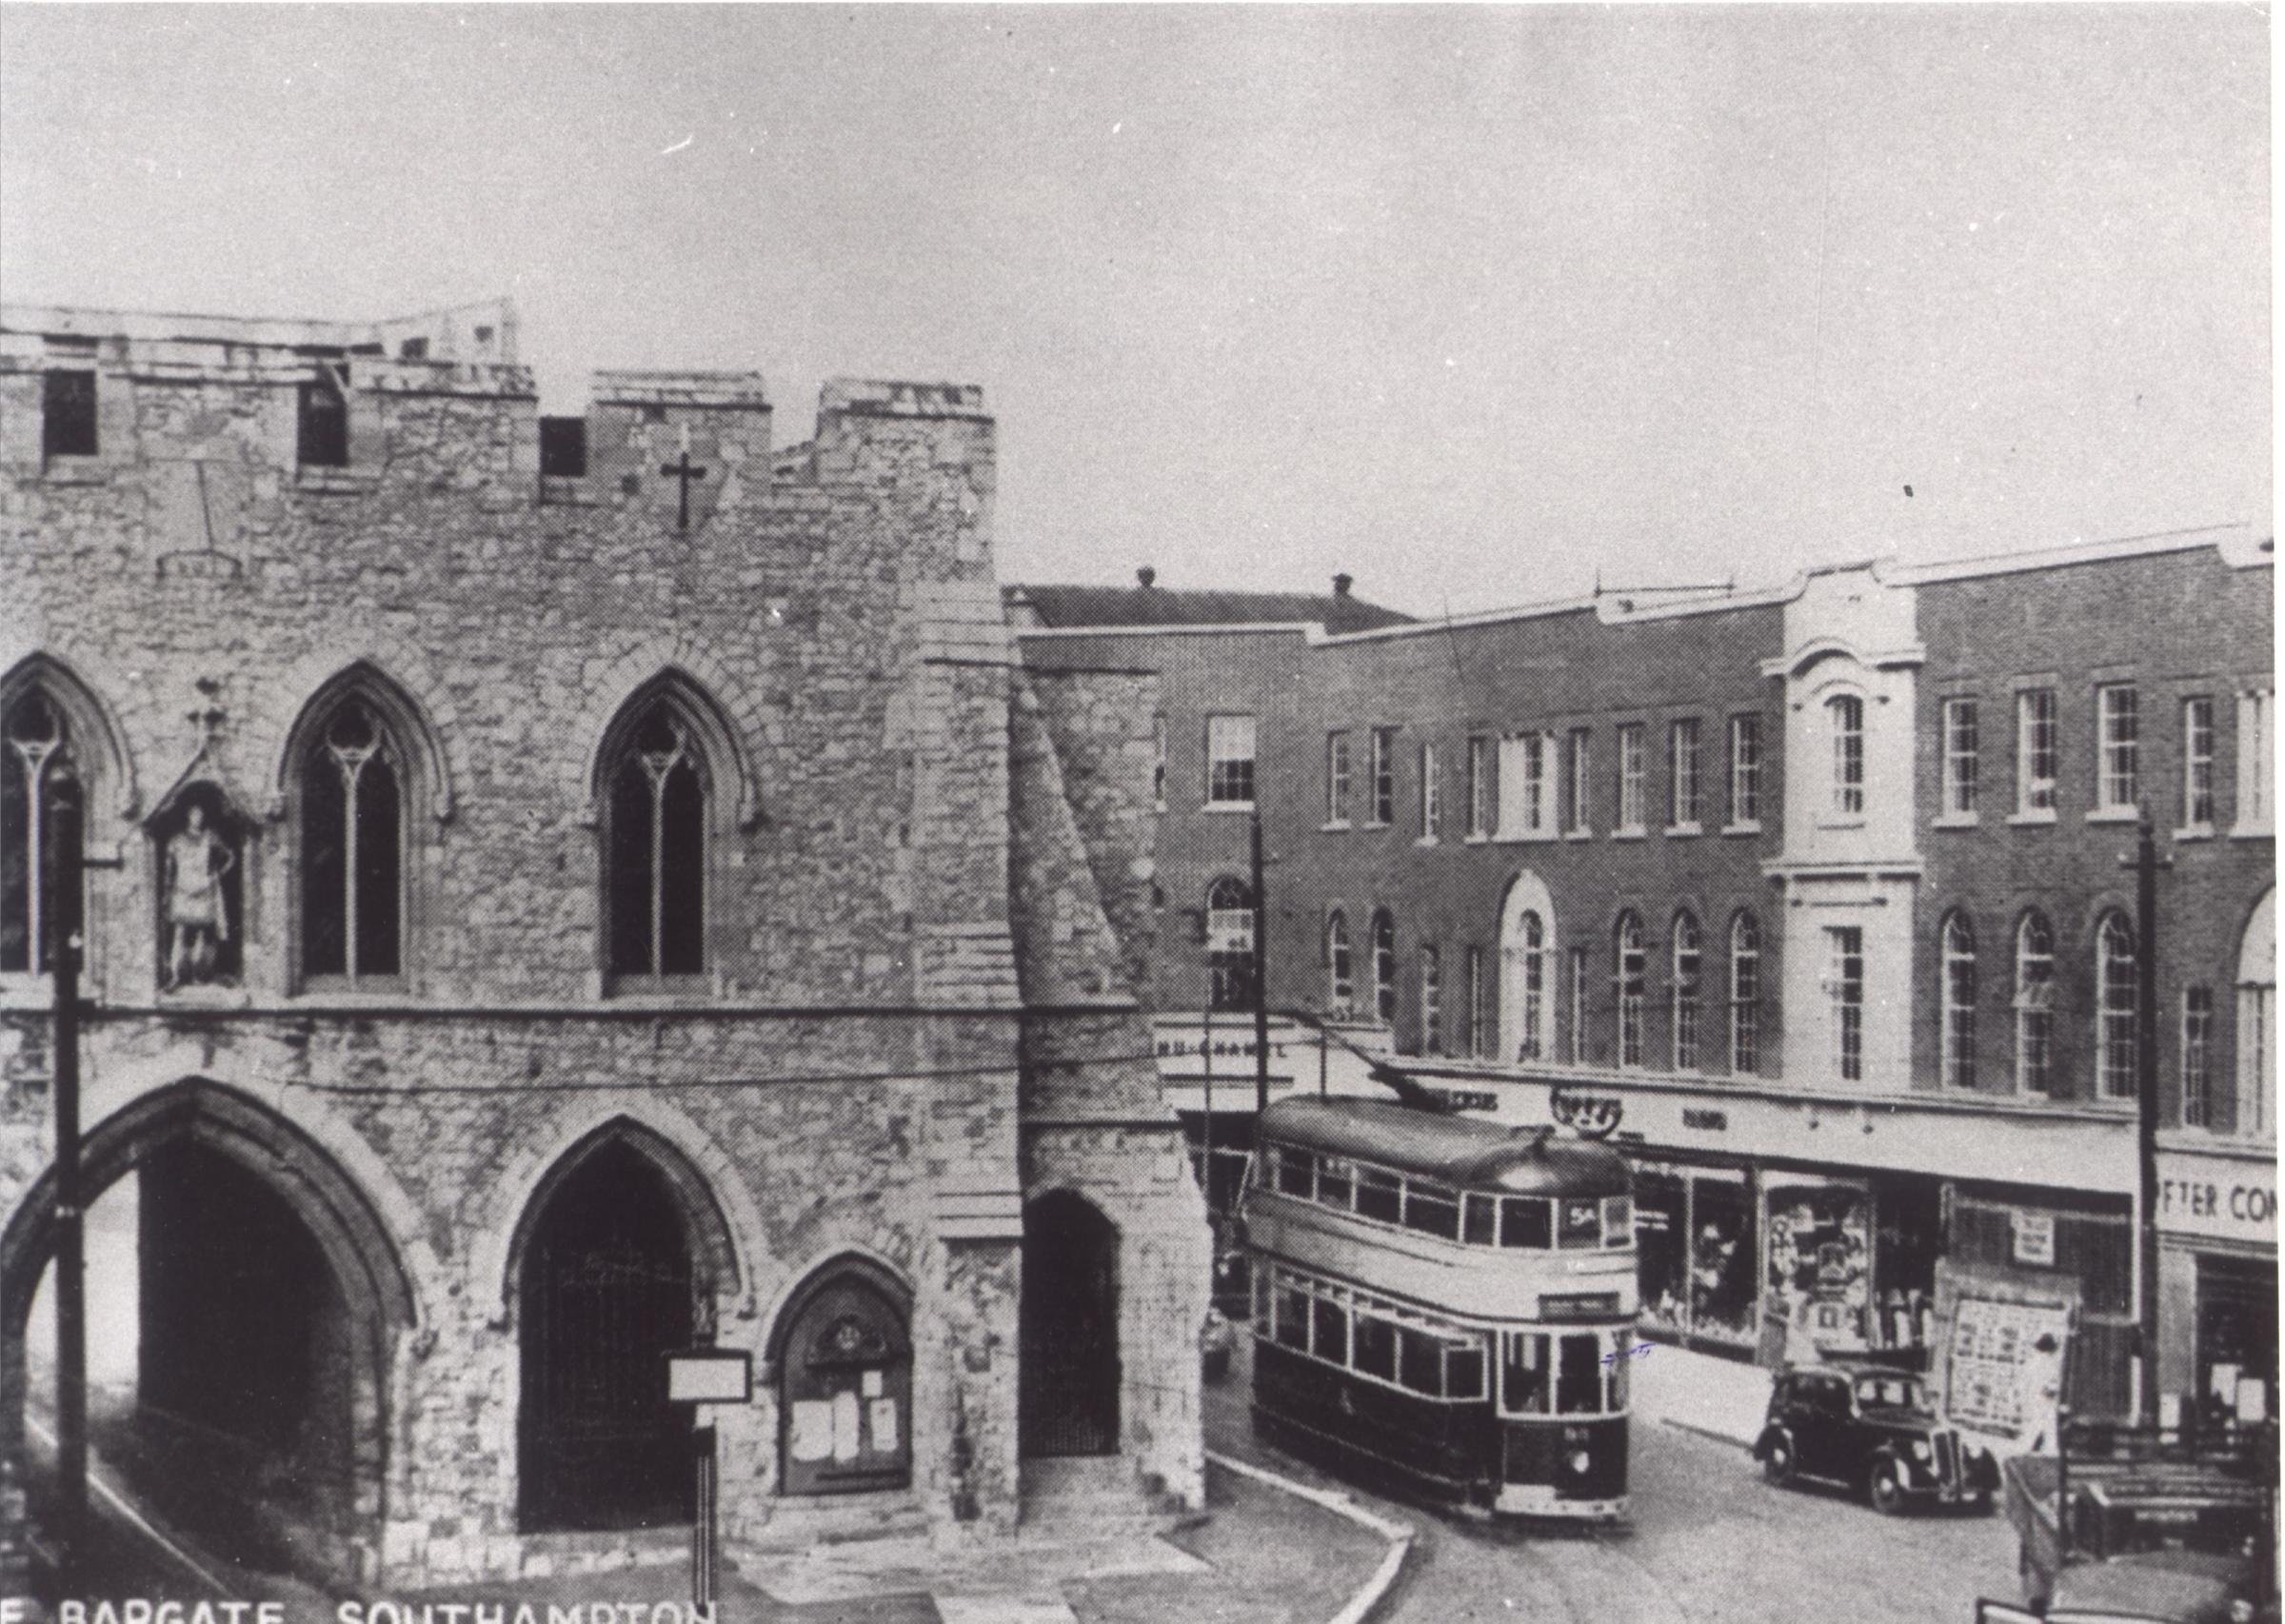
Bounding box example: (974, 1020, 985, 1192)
(1568, 1449, 1592, 1475)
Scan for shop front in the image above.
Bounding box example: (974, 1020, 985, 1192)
(1634, 1159, 1758, 1356)
(2156, 1140, 2277, 1432)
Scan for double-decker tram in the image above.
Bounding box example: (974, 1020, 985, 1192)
(1240, 1095, 1638, 1520)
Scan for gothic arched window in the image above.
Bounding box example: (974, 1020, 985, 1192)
(606, 702, 708, 978)
(1, 690, 76, 975)
(1941, 912, 1977, 1090)
(1728, 911, 1760, 1074)
(1614, 911, 1646, 1069)
(300, 699, 403, 981)
(1205, 876, 1255, 1012)
(1324, 909, 1353, 1013)
(2096, 911, 2138, 1099)
(1671, 912, 1701, 1071)
(2015, 911, 2056, 1096)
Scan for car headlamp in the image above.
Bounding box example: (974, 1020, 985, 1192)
(1909, 1439, 1930, 1462)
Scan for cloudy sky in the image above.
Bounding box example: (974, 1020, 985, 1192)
(0, 5, 2268, 614)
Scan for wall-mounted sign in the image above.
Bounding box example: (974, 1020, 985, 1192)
(1681, 1108, 1729, 1132)
(2011, 1211, 2056, 1267)
(666, 1348, 753, 1405)
(1550, 1087, 1624, 1139)
(2156, 1153, 2278, 1246)
(1430, 1087, 1499, 1113)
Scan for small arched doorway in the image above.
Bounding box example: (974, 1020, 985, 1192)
(771, 1261, 914, 1496)
(516, 1139, 695, 1532)
(1020, 1190, 1120, 1457)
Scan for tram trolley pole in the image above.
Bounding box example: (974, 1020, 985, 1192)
(665, 1341, 751, 1610)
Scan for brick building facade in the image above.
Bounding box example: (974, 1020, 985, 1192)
(0, 302, 1208, 1588)
(1013, 530, 2275, 1428)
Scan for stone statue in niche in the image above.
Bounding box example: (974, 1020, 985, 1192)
(154, 785, 245, 988)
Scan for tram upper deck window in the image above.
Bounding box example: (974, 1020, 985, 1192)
(1357, 1167, 1403, 1223)
(1602, 1195, 1633, 1247)
(1463, 1192, 1498, 1245)
(1278, 1147, 1316, 1198)
(1557, 1333, 1603, 1414)
(1559, 1198, 1603, 1250)
(1501, 1197, 1552, 1249)
(1317, 1157, 1355, 1208)
(1403, 1180, 1460, 1239)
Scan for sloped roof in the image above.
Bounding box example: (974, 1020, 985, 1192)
(1006, 582, 1413, 633)
(1261, 1097, 1632, 1197)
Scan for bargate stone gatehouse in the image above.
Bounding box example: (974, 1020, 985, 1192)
(0, 299, 1210, 1587)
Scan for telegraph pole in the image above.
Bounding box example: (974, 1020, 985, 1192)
(48, 777, 88, 1579)
(2122, 811, 2170, 1428)
(1250, 803, 1270, 1120)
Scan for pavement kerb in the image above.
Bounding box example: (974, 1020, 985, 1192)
(1205, 1450, 1414, 1624)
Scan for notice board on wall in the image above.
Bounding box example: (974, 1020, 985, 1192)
(1934, 1258, 2080, 1449)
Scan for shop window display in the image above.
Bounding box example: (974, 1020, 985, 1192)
(1765, 1180, 1873, 1357)
(1629, 1162, 1757, 1352)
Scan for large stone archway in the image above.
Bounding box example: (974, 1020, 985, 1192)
(0, 1078, 416, 1585)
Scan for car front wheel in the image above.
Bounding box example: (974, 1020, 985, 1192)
(1760, 1433, 1797, 1488)
(1869, 1457, 1908, 1516)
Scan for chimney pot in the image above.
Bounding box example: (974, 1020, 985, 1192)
(1137, 566, 1158, 589)
(1333, 572, 1353, 598)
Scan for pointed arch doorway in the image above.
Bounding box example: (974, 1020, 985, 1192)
(515, 1139, 696, 1532)
(1020, 1190, 1121, 1457)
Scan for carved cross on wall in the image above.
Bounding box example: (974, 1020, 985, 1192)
(660, 449, 709, 530)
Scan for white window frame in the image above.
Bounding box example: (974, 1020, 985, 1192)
(1826, 925, 1863, 1081)
(2095, 683, 2139, 816)
(1728, 912, 1759, 1075)
(1567, 944, 1591, 1063)
(1464, 734, 1490, 840)
(1940, 697, 1980, 822)
(1419, 742, 1441, 842)
(1616, 723, 1646, 836)
(2016, 687, 2058, 819)
(1615, 913, 1646, 1068)
(1668, 718, 1701, 833)
(1671, 912, 1700, 1069)
(1726, 713, 1761, 830)
(1324, 729, 1352, 826)
(2181, 696, 2215, 832)
(1205, 713, 1257, 808)
(1828, 695, 1865, 819)
(2181, 984, 2215, 1129)
(1420, 943, 1442, 1055)
(2235, 689, 2273, 836)
(1368, 727, 1396, 826)
(1566, 728, 1593, 837)
(1325, 909, 1354, 1013)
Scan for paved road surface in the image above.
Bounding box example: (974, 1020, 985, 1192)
(1205, 1337, 2020, 1624)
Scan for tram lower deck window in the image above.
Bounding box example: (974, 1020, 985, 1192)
(1276, 1283, 1311, 1350)
(1400, 1329, 1445, 1395)
(1502, 1333, 1550, 1414)
(1355, 1317, 1398, 1380)
(1445, 1343, 1485, 1400)
(1312, 1297, 1349, 1363)
(1501, 1197, 1552, 1249)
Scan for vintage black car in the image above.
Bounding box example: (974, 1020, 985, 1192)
(1753, 1361, 2000, 1514)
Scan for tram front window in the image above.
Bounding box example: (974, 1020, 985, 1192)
(1556, 1332, 1602, 1413)
(1559, 1198, 1602, 1250)
(1500, 1332, 1551, 1415)
(1500, 1197, 1551, 1249)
